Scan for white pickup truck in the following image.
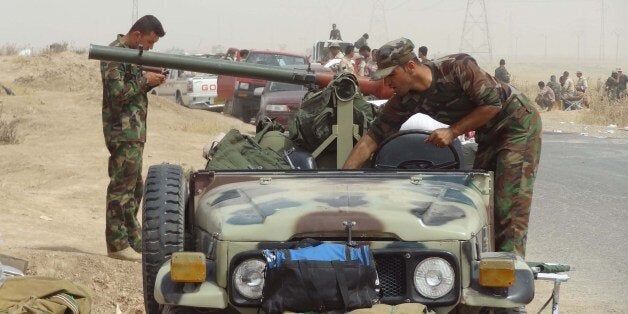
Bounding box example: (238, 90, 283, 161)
(154, 69, 223, 112)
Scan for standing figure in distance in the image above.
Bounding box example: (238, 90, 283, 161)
(418, 46, 429, 63)
(329, 23, 342, 40)
(494, 59, 511, 83)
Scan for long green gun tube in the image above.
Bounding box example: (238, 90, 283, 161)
(88, 45, 317, 86)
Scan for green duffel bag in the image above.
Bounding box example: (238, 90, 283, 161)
(205, 120, 292, 170)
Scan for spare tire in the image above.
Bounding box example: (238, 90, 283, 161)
(142, 164, 187, 314)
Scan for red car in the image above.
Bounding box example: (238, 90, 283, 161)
(217, 50, 308, 123)
(255, 65, 332, 126)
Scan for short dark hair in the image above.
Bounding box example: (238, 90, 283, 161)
(239, 49, 250, 58)
(344, 45, 355, 55)
(359, 45, 371, 53)
(130, 15, 165, 37)
(418, 46, 428, 55)
(499, 59, 506, 65)
(538, 81, 545, 88)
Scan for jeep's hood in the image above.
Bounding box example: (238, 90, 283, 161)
(195, 174, 489, 242)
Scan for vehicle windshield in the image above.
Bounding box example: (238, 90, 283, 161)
(246, 52, 306, 67)
(268, 82, 306, 92)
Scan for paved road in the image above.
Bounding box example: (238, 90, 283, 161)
(527, 132, 628, 312)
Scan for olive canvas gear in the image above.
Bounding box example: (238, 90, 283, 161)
(205, 121, 292, 170)
(288, 73, 378, 152)
(0, 276, 92, 314)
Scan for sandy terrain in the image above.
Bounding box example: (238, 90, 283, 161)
(0, 52, 625, 313)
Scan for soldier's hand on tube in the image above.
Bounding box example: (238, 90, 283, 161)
(425, 128, 455, 148)
(145, 72, 166, 87)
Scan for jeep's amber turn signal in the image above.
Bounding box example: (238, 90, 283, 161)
(479, 258, 515, 287)
(171, 252, 206, 283)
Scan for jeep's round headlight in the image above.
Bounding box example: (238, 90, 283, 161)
(413, 257, 455, 299)
(233, 259, 265, 299)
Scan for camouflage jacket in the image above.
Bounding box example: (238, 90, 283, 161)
(100, 35, 151, 143)
(494, 65, 510, 83)
(547, 81, 562, 99)
(369, 54, 510, 144)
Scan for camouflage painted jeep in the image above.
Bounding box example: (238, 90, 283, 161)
(88, 46, 541, 314)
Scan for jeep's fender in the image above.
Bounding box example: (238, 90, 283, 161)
(154, 260, 228, 309)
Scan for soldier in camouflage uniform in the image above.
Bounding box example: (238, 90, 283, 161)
(344, 38, 542, 258)
(100, 15, 166, 261)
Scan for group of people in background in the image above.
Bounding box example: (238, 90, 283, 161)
(535, 70, 591, 111)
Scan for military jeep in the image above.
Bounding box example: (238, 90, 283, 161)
(88, 46, 563, 314)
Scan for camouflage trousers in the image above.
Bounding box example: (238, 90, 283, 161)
(105, 141, 144, 253)
(474, 93, 542, 258)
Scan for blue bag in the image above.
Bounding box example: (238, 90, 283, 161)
(263, 242, 373, 269)
(261, 242, 379, 313)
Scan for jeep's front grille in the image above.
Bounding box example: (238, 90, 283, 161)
(374, 254, 406, 297)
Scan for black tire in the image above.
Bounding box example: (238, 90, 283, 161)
(175, 92, 184, 106)
(224, 99, 233, 115)
(232, 98, 252, 123)
(142, 164, 187, 314)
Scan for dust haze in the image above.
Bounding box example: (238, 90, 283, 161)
(2, 0, 627, 64)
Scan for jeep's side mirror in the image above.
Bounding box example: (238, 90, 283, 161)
(254, 87, 264, 96)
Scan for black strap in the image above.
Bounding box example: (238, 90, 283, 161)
(298, 261, 324, 311)
(332, 261, 350, 311)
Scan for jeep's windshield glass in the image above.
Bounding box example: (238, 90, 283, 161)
(247, 52, 306, 67)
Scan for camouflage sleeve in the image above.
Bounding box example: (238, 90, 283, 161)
(102, 61, 149, 102)
(451, 57, 503, 108)
(367, 96, 414, 144)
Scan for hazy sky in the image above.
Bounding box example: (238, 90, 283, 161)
(1, 0, 627, 62)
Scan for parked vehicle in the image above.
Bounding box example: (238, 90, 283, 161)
(255, 65, 332, 126)
(154, 69, 223, 111)
(218, 50, 308, 123)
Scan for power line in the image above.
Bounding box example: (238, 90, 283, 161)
(369, 0, 389, 45)
(131, 0, 138, 24)
(459, 0, 493, 63)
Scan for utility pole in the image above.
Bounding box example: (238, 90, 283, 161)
(543, 34, 547, 59)
(368, 0, 389, 46)
(600, 0, 605, 61)
(576, 33, 581, 62)
(613, 30, 620, 62)
(131, 0, 138, 24)
(460, 0, 493, 65)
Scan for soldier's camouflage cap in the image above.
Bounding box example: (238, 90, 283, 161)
(371, 37, 417, 80)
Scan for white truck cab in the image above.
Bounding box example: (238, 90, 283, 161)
(154, 69, 223, 111)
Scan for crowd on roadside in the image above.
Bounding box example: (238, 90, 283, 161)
(533, 68, 627, 112)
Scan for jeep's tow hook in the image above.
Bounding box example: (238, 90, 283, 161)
(343, 221, 357, 246)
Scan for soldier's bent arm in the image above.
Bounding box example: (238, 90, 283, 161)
(449, 105, 501, 136)
(343, 133, 379, 169)
(103, 61, 150, 102)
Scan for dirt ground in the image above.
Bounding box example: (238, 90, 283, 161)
(0, 52, 625, 313)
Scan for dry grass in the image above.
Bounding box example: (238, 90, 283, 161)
(0, 106, 19, 144)
(0, 44, 19, 56)
(579, 89, 628, 126)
